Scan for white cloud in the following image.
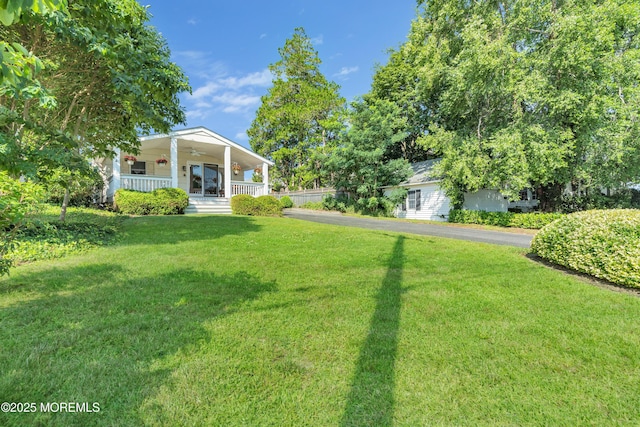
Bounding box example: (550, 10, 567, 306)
(176, 48, 272, 119)
(187, 18, 197, 25)
(213, 93, 261, 113)
(194, 101, 212, 108)
(172, 52, 227, 80)
(174, 50, 209, 61)
(235, 131, 248, 140)
(186, 68, 271, 116)
(259, 33, 267, 39)
(191, 82, 220, 100)
(220, 69, 273, 89)
(186, 109, 208, 120)
(334, 66, 359, 77)
(311, 35, 324, 46)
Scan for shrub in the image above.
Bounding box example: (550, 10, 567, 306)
(531, 209, 640, 288)
(254, 195, 283, 216)
(378, 197, 397, 217)
(151, 188, 189, 215)
(322, 194, 346, 212)
(114, 188, 188, 215)
(280, 195, 294, 208)
(0, 173, 44, 275)
(231, 195, 282, 216)
(509, 212, 564, 229)
(321, 193, 396, 217)
(114, 190, 150, 215)
(231, 194, 257, 215)
(448, 209, 563, 229)
(7, 205, 123, 266)
(44, 167, 104, 207)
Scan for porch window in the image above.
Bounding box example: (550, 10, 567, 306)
(130, 161, 146, 175)
(408, 190, 421, 210)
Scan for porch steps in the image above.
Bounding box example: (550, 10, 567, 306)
(185, 198, 232, 215)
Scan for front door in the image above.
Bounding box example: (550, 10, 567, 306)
(190, 163, 221, 197)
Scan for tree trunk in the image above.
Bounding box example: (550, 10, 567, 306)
(59, 188, 70, 222)
(538, 182, 564, 212)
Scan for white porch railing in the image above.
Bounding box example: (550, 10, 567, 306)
(232, 182, 264, 197)
(121, 174, 172, 192)
(116, 175, 263, 197)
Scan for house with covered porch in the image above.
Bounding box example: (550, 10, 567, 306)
(101, 127, 273, 214)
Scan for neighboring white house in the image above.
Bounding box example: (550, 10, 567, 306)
(95, 127, 274, 214)
(382, 159, 539, 221)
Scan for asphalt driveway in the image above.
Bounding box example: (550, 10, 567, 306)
(284, 209, 533, 248)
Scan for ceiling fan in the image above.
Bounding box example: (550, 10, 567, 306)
(190, 147, 206, 156)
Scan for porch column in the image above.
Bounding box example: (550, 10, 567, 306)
(224, 145, 231, 199)
(262, 162, 269, 196)
(170, 136, 178, 188)
(113, 147, 121, 192)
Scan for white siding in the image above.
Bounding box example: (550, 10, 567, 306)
(462, 189, 508, 212)
(385, 183, 451, 221)
(385, 185, 511, 221)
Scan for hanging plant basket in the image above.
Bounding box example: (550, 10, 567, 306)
(124, 155, 136, 165)
(156, 158, 168, 167)
(232, 162, 241, 175)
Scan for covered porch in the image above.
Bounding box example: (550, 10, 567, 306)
(105, 127, 273, 208)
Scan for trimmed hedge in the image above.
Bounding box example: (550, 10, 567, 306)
(279, 195, 294, 208)
(531, 209, 640, 288)
(449, 209, 564, 229)
(231, 194, 256, 215)
(231, 195, 283, 216)
(114, 188, 189, 215)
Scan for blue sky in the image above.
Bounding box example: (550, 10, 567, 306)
(145, 1, 418, 148)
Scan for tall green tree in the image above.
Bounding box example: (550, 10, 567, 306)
(0, 0, 67, 103)
(248, 27, 345, 191)
(0, 0, 66, 267)
(0, 0, 190, 218)
(377, 0, 640, 210)
(327, 98, 412, 200)
(368, 21, 433, 163)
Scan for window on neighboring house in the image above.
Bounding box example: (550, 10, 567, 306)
(519, 188, 538, 201)
(130, 161, 146, 175)
(408, 189, 421, 210)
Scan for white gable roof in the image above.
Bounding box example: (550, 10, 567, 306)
(139, 126, 274, 166)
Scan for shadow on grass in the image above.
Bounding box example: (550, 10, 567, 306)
(0, 263, 276, 426)
(341, 235, 405, 427)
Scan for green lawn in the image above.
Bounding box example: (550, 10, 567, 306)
(1, 215, 639, 426)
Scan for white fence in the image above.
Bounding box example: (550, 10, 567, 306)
(274, 188, 345, 205)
